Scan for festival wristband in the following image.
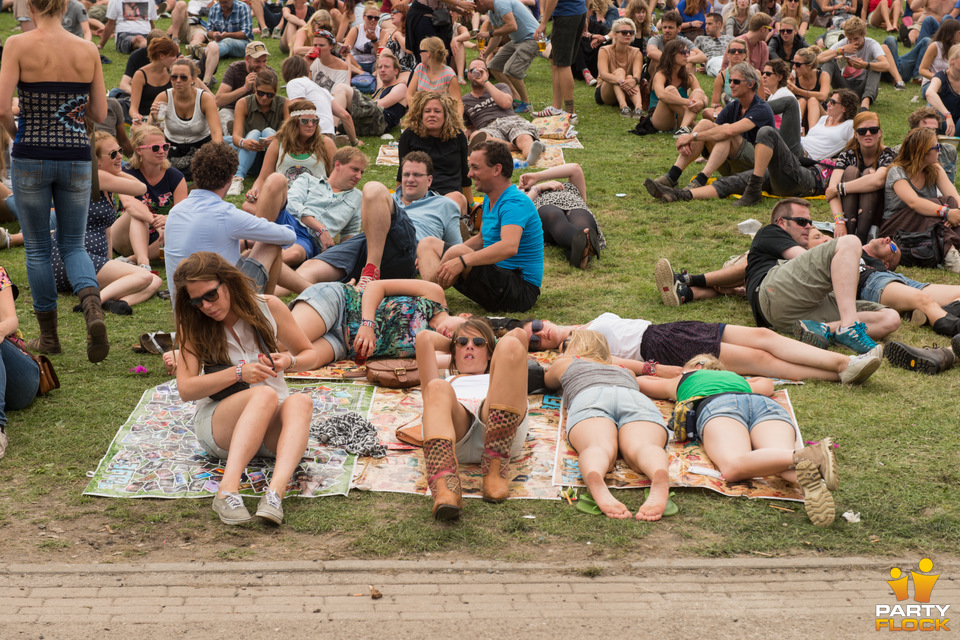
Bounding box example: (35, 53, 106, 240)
(361, 318, 376, 330)
(236, 363, 244, 382)
(459, 255, 468, 269)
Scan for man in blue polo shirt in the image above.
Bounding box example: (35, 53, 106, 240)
(644, 62, 775, 201)
(420, 141, 543, 312)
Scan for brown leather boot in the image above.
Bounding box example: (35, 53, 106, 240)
(26, 309, 61, 355)
(481, 405, 524, 503)
(77, 286, 109, 363)
(422, 438, 461, 521)
(885, 341, 955, 375)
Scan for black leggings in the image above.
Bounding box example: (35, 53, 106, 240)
(840, 166, 885, 243)
(538, 205, 598, 258)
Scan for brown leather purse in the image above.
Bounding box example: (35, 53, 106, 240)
(365, 358, 419, 388)
(11, 340, 60, 396)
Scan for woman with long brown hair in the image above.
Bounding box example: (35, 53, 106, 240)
(174, 252, 317, 526)
(129, 36, 179, 127)
(649, 39, 707, 133)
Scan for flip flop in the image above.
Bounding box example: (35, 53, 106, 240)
(661, 490, 679, 517)
(575, 492, 602, 515)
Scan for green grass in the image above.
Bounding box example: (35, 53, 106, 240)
(0, 13, 957, 561)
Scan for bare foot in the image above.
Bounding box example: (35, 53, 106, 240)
(579, 229, 590, 269)
(593, 492, 633, 519)
(636, 469, 670, 521)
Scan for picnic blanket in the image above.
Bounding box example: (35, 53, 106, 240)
(376, 137, 578, 169)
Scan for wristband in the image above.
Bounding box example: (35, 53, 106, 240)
(361, 318, 376, 330)
(940, 205, 950, 219)
(459, 255, 468, 269)
(641, 360, 658, 376)
(236, 363, 244, 382)
(836, 181, 845, 197)
(834, 214, 846, 224)
(286, 354, 297, 372)
(945, 113, 953, 120)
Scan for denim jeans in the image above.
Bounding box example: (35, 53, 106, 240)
(0, 339, 40, 428)
(235, 127, 275, 178)
(884, 35, 929, 81)
(12, 158, 98, 311)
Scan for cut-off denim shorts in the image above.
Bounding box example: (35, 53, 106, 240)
(565, 386, 668, 439)
(694, 393, 793, 440)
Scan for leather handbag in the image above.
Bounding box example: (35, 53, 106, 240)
(10, 339, 59, 396)
(365, 358, 420, 388)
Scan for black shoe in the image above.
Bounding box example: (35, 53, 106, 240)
(100, 55, 112, 64)
(568, 230, 588, 269)
(885, 341, 956, 375)
(952, 334, 960, 360)
(586, 227, 601, 261)
(102, 299, 133, 316)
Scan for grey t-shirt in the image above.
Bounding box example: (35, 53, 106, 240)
(95, 97, 125, 136)
(62, 0, 89, 37)
(693, 34, 732, 58)
(883, 165, 939, 220)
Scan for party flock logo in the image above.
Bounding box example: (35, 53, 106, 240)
(876, 558, 950, 631)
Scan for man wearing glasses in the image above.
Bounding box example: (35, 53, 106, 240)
(744, 198, 900, 353)
(214, 40, 272, 135)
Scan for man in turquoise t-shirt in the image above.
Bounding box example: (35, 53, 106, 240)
(418, 141, 543, 312)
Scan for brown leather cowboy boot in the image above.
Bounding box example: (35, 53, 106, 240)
(77, 286, 109, 363)
(481, 405, 524, 503)
(26, 309, 61, 355)
(422, 437, 462, 521)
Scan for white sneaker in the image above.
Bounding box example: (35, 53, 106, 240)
(525, 140, 545, 166)
(226, 176, 244, 197)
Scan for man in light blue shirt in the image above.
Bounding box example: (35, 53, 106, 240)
(476, 0, 540, 112)
(165, 142, 295, 306)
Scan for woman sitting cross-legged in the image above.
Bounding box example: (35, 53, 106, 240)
(545, 330, 670, 521)
(174, 252, 318, 526)
(636, 354, 838, 527)
(415, 318, 530, 520)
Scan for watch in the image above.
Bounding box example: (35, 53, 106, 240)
(692, 131, 698, 140)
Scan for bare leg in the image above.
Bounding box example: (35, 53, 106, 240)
(203, 41, 220, 84)
(358, 181, 394, 269)
(261, 393, 312, 497)
(422, 377, 474, 442)
(567, 417, 632, 519)
(210, 386, 281, 494)
(617, 421, 670, 521)
(417, 236, 446, 283)
(97, 261, 162, 305)
(289, 299, 339, 364)
(701, 417, 795, 482)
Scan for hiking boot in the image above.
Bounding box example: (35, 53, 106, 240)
(654, 258, 689, 306)
(733, 173, 764, 207)
(932, 314, 960, 337)
(839, 352, 881, 385)
(793, 320, 833, 350)
(832, 321, 877, 354)
(885, 341, 955, 375)
(255, 489, 284, 525)
(794, 437, 838, 491)
(794, 459, 835, 527)
(644, 174, 677, 199)
(213, 492, 252, 525)
(78, 286, 109, 363)
(688, 174, 707, 188)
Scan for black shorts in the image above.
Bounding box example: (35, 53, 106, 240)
(453, 262, 540, 312)
(315, 207, 417, 282)
(639, 321, 726, 365)
(549, 13, 587, 67)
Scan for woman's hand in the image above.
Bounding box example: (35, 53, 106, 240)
(261, 352, 295, 373)
(353, 324, 376, 359)
(245, 186, 260, 203)
(947, 208, 960, 227)
(242, 361, 278, 382)
(833, 220, 847, 237)
(537, 180, 564, 192)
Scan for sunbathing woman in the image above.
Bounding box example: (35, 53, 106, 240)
(174, 252, 318, 526)
(635, 354, 838, 526)
(545, 330, 670, 520)
(289, 279, 465, 366)
(415, 318, 529, 520)
(520, 314, 881, 384)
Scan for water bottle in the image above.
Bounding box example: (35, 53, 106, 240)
(156, 103, 167, 131)
(513, 159, 528, 169)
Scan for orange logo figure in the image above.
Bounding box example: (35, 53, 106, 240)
(887, 558, 940, 603)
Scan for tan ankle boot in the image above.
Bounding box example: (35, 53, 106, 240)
(77, 286, 109, 363)
(26, 309, 61, 355)
(422, 438, 461, 521)
(793, 436, 838, 491)
(481, 405, 524, 503)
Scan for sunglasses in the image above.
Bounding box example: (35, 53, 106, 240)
(856, 126, 881, 135)
(761, 70, 775, 77)
(617, 29, 635, 35)
(792, 60, 807, 66)
(170, 73, 191, 81)
(890, 241, 899, 253)
(138, 143, 171, 153)
(680, 49, 691, 55)
(103, 148, 122, 159)
(932, 143, 942, 152)
(827, 98, 839, 106)
(454, 336, 488, 347)
(729, 78, 743, 85)
(364, 14, 378, 19)
(256, 90, 275, 98)
(187, 281, 223, 308)
(528, 319, 544, 347)
(728, 48, 746, 54)
(299, 117, 319, 125)
(781, 29, 794, 34)
(782, 216, 813, 227)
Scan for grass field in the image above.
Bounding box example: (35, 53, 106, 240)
(0, 12, 957, 563)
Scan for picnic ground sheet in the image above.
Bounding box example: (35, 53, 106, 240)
(376, 136, 580, 168)
(86, 372, 802, 504)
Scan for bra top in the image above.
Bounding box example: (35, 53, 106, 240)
(13, 81, 91, 161)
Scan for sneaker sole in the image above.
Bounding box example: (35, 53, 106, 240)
(795, 460, 835, 527)
(654, 258, 680, 306)
(214, 508, 253, 525)
(255, 507, 283, 525)
(792, 320, 830, 350)
(884, 341, 943, 375)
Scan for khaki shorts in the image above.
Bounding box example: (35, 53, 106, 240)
(758, 239, 885, 332)
(178, 22, 207, 44)
(720, 138, 755, 176)
(488, 38, 540, 79)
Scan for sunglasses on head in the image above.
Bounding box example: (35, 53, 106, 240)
(782, 216, 813, 227)
(256, 90, 275, 98)
(299, 117, 319, 125)
(856, 126, 880, 135)
(728, 47, 746, 54)
(187, 281, 223, 308)
(454, 336, 487, 347)
(170, 73, 191, 81)
(138, 143, 171, 153)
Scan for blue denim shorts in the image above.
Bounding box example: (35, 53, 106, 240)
(859, 270, 927, 304)
(695, 393, 793, 439)
(217, 37, 248, 58)
(291, 282, 348, 360)
(566, 387, 668, 438)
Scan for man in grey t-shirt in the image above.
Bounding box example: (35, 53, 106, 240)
(816, 16, 888, 111)
(62, 0, 91, 39)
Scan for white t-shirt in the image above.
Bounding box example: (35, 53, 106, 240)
(829, 37, 884, 71)
(448, 373, 490, 415)
(284, 77, 335, 135)
(800, 116, 854, 161)
(105, 0, 157, 35)
(583, 313, 652, 360)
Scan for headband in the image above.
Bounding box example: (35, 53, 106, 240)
(290, 109, 318, 117)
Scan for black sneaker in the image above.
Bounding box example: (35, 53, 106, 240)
(654, 258, 689, 306)
(885, 341, 956, 375)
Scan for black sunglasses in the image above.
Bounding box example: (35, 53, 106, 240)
(827, 98, 839, 106)
(761, 70, 775, 77)
(454, 336, 488, 347)
(170, 73, 191, 81)
(792, 60, 806, 66)
(187, 281, 223, 308)
(364, 14, 378, 19)
(781, 28, 794, 34)
(256, 90, 275, 98)
(782, 216, 813, 227)
(528, 319, 544, 347)
(138, 143, 171, 153)
(617, 29, 635, 35)
(105, 149, 121, 159)
(856, 126, 881, 135)
(728, 48, 746, 54)
(729, 78, 743, 85)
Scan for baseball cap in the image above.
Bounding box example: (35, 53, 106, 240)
(245, 41, 270, 58)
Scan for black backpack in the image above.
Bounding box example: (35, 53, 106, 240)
(893, 223, 946, 269)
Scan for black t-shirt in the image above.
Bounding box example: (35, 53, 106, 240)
(396, 129, 470, 196)
(745, 224, 799, 326)
(857, 251, 887, 294)
(124, 47, 150, 80)
(715, 94, 775, 146)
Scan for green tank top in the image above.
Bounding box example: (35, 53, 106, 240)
(676, 369, 752, 402)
